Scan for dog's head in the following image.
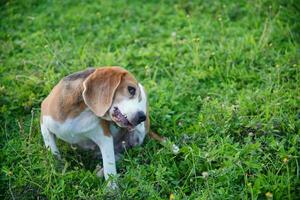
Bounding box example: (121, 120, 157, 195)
(82, 67, 147, 130)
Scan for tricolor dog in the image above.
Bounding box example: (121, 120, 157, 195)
(40, 66, 178, 187)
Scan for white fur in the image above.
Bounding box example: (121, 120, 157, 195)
(130, 122, 146, 146)
(41, 124, 60, 158)
(41, 109, 117, 181)
(111, 84, 147, 124)
(42, 109, 98, 144)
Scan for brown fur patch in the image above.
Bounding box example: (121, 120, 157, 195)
(100, 119, 111, 137)
(145, 100, 150, 134)
(82, 67, 127, 117)
(144, 100, 165, 143)
(149, 131, 165, 143)
(143, 89, 165, 143)
(41, 78, 87, 122)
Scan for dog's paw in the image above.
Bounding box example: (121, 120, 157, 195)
(107, 180, 118, 190)
(103, 180, 120, 198)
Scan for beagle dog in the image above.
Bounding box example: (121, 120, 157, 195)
(40, 67, 177, 187)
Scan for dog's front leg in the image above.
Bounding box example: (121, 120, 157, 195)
(41, 124, 61, 159)
(88, 130, 117, 189)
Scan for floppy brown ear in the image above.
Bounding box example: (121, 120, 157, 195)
(82, 67, 126, 117)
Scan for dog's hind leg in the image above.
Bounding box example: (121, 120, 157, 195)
(41, 123, 61, 159)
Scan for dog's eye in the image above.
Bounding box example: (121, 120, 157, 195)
(128, 86, 136, 96)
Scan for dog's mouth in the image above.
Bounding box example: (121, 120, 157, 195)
(112, 107, 134, 131)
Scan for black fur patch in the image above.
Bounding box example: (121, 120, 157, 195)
(63, 68, 95, 81)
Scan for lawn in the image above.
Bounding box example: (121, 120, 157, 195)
(0, 0, 299, 199)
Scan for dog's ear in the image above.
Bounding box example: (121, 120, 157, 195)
(82, 67, 126, 117)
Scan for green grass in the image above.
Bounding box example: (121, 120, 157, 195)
(1, 0, 299, 199)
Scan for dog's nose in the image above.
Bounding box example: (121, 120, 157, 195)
(135, 111, 146, 125)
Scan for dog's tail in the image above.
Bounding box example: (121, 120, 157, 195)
(148, 131, 180, 154)
(148, 131, 165, 143)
